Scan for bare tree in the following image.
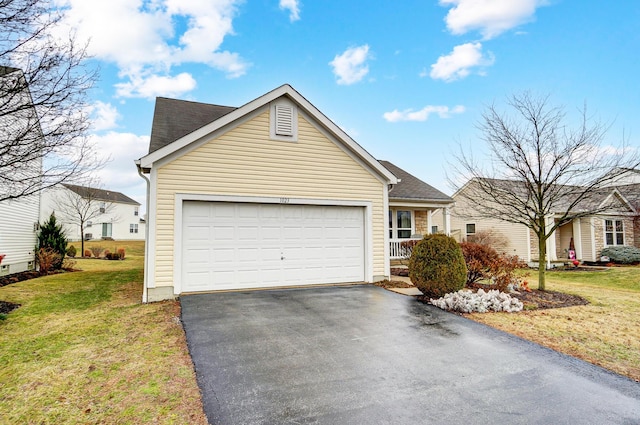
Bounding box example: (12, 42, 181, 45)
(451, 92, 639, 290)
(53, 181, 117, 256)
(0, 0, 99, 202)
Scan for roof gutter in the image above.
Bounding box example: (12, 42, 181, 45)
(135, 159, 150, 303)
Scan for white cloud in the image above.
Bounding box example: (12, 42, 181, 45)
(430, 42, 494, 82)
(329, 45, 372, 85)
(440, 0, 545, 39)
(89, 131, 150, 193)
(55, 0, 248, 98)
(383, 105, 465, 122)
(115, 72, 197, 98)
(279, 0, 301, 22)
(89, 101, 120, 131)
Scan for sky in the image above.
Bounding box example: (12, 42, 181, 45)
(51, 0, 640, 214)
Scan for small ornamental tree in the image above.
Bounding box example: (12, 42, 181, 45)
(408, 234, 467, 298)
(37, 213, 68, 270)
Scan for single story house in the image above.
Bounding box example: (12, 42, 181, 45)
(136, 84, 453, 302)
(40, 184, 145, 241)
(433, 178, 637, 264)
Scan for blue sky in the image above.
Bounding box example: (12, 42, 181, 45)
(53, 0, 640, 212)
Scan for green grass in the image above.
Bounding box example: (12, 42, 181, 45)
(0, 241, 207, 425)
(468, 266, 640, 381)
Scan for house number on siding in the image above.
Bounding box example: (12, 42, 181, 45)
(280, 197, 290, 204)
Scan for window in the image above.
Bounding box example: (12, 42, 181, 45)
(134, 206, 139, 216)
(86, 221, 92, 228)
(431, 225, 438, 234)
(605, 219, 624, 246)
(397, 211, 412, 239)
(102, 222, 112, 238)
(99, 202, 106, 213)
(130, 223, 138, 234)
(466, 223, 476, 235)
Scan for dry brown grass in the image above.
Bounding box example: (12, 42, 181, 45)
(0, 241, 208, 424)
(467, 267, 640, 382)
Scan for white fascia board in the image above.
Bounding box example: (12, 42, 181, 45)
(598, 189, 635, 213)
(389, 200, 455, 209)
(139, 84, 398, 184)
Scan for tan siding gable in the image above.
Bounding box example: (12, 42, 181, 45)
(153, 110, 386, 288)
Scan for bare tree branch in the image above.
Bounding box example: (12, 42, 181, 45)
(449, 92, 640, 290)
(1, 0, 101, 202)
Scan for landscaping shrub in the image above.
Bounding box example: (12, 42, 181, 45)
(37, 213, 67, 270)
(600, 246, 640, 264)
(460, 242, 499, 285)
(89, 246, 104, 258)
(105, 252, 121, 260)
(117, 248, 126, 259)
(36, 247, 62, 274)
(430, 289, 523, 313)
(408, 234, 467, 298)
(84, 249, 91, 258)
(62, 258, 77, 270)
(398, 239, 420, 265)
(104, 249, 111, 257)
(466, 228, 508, 253)
(66, 245, 77, 258)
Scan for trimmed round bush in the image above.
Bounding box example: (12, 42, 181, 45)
(600, 246, 640, 264)
(66, 245, 77, 258)
(408, 234, 467, 298)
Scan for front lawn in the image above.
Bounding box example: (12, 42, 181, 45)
(467, 266, 640, 382)
(0, 240, 207, 424)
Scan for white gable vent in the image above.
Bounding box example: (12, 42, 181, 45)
(270, 100, 298, 141)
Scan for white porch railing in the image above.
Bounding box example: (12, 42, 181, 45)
(390, 238, 422, 259)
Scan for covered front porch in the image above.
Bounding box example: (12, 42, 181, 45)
(389, 206, 451, 259)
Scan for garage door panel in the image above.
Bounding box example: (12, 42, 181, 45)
(182, 202, 365, 292)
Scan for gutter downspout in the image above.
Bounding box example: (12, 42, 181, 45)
(135, 160, 150, 303)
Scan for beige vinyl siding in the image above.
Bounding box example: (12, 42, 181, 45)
(153, 110, 386, 288)
(433, 194, 531, 260)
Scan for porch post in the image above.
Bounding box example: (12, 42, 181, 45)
(427, 210, 433, 234)
(545, 215, 557, 266)
(443, 208, 451, 236)
(572, 218, 583, 260)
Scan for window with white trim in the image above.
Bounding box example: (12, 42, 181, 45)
(396, 210, 412, 239)
(86, 221, 92, 228)
(134, 206, 139, 216)
(466, 223, 476, 236)
(431, 225, 438, 234)
(130, 223, 139, 234)
(604, 219, 624, 246)
(99, 202, 106, 213)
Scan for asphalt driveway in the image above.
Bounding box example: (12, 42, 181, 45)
(181, 285, 640, 425)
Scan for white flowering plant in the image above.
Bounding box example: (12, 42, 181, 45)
(430, 288, 523, 313)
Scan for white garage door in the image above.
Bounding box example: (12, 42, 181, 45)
(181, 201, 365, 292)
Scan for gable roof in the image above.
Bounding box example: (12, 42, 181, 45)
(138, 84, 398, 184)
(457, 178, 635, 214)
(614, 183, 640, 209)
(149, 98, 236, 154)
(380, 161, 453, 203)
(62, 184, 140, 205)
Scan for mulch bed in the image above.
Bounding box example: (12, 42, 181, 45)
(0, 300, 20, 315)
(510, 290, 589, 310)
(372, 279, 414, 289)
(0, 270, 43, 288)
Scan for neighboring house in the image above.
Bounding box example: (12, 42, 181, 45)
(40, 184, 145, 241)
(0, 66, 40, 276)
(136, 84, 453, 302)
(434, 178, 636, 264)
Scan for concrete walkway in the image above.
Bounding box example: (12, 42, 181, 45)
(181, 285, 640, 425)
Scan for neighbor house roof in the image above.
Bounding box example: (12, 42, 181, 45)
(459, 178, 634, 214)
(149, 98, 236, 154)
(62, 184, 140, 205)
(380, 160, 453, 203)
(614, 183, 640, 209)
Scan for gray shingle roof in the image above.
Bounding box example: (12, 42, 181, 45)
(62, 184, 139, 205)
(614, 183, 640, 208)
(379, 161, 453, 203)
(149, 97, 237, 154)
